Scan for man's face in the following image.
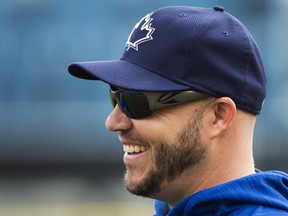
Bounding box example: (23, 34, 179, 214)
(106, 102, 208, 199)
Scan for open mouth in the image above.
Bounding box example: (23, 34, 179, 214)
(123, 145, 149, 155)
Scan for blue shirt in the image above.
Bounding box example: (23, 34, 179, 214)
(154, 170, 288, 215)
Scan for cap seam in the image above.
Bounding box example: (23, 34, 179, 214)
(177, 9, 214, 77)
(233, 18, 250, 108)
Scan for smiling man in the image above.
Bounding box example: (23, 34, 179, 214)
(68, 6, 288, 216)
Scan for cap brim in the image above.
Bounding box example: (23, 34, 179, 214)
(68, 59, 189, 91)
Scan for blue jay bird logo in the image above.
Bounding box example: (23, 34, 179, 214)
(126, 12, 155, 51)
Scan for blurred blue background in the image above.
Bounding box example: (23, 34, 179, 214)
(0, 0, 287, 215)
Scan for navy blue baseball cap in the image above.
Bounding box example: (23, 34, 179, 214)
(68, 6, 266, 114)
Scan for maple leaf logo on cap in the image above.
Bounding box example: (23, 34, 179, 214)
(126, 12, 155, 51)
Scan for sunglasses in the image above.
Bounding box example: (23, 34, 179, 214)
(109, 87, 210, 119)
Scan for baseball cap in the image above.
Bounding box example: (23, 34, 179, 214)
(68, 6, 266, 114)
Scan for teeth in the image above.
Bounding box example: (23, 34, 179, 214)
(123, 145, 148, 153)
(134, 146, 140, 153)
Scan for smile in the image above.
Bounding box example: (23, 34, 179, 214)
(123, 145, 149, 154)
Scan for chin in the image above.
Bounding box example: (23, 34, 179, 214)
(123, 166, 164, 198)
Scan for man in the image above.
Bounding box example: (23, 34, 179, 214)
(68, 6, 288, 215)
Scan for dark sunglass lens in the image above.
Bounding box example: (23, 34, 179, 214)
(109, 93, 117, 108)
(122, 91, 152, 119)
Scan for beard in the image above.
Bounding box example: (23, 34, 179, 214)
(123, 108, 207, 198)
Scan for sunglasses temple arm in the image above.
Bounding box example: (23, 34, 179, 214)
(152, 91, 210, 110)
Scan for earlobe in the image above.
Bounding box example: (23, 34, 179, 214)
(211, 97, 237, 138)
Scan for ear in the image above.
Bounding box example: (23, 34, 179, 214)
(209, 97, 237, 139)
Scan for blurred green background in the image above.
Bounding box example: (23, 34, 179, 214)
(0, 0, 287, 215)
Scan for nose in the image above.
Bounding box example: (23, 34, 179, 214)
(105, 105, 133, 132)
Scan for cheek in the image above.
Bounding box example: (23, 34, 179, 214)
(136, 124, 174, 146)
(197, 116, 211, 142)
(135, 116, 183, 138)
